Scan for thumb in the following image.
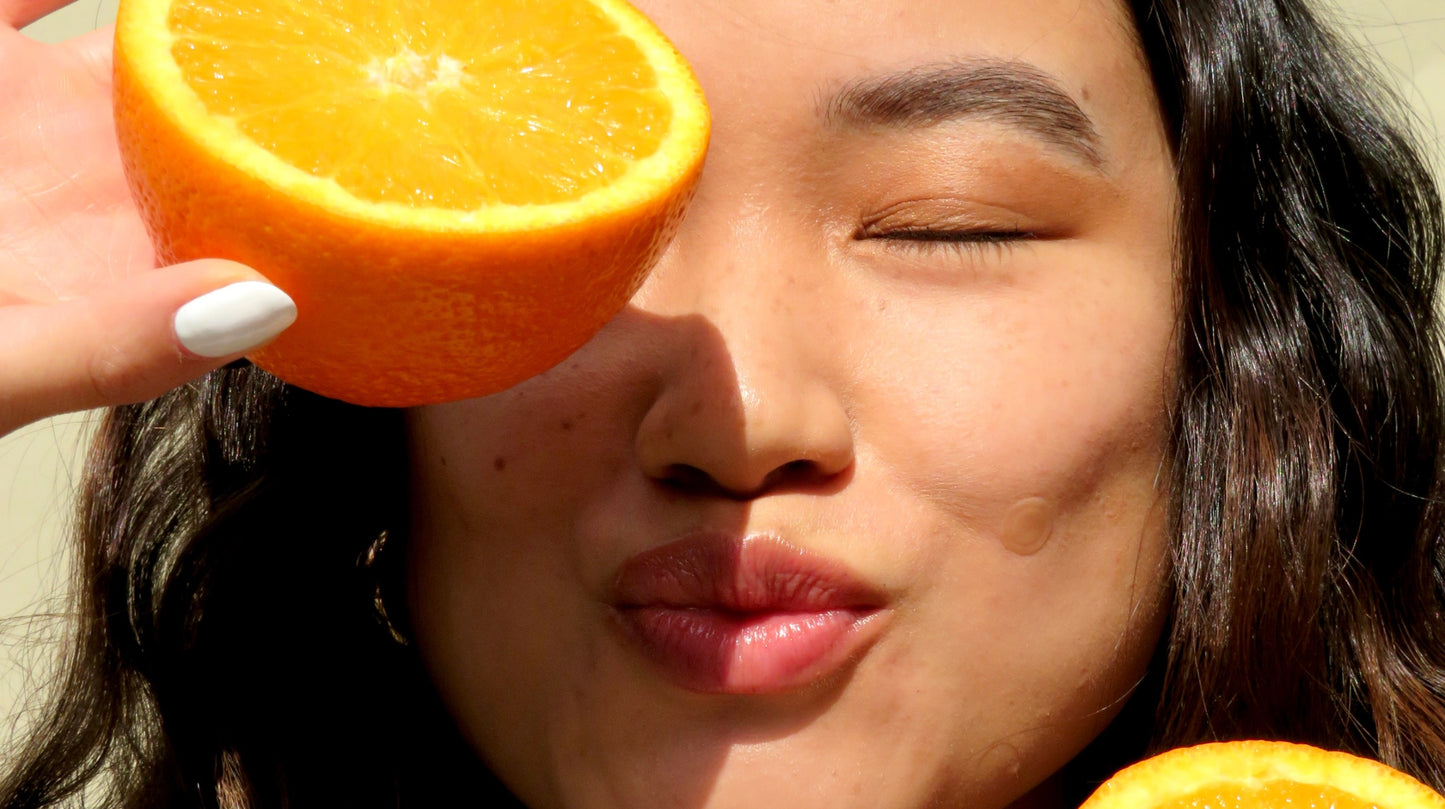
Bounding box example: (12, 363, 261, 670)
(0, 260, 296, 436)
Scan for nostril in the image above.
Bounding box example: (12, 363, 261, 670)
(763, 459, 822, 489)
(656, 463, 720, 495)
(653, 458, 843, 500)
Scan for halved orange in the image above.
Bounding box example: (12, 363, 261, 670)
(114, 0, 709, 406)
(1081, 742, 1445, 809)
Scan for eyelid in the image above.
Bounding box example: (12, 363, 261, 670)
(855, 197, 1039, 237)
(853, 215, 1040, 258)
(857, 229, 1033, 264)
(853, 209, 1039, 267)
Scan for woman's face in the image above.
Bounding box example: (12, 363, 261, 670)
(404, 0, 1178, 807)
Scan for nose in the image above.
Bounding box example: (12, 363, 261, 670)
(632, 221, 855, 499)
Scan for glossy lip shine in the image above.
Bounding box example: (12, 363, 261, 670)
(609, 534, 889, 694)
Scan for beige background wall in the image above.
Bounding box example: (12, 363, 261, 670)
(3, 0, 1444, 757)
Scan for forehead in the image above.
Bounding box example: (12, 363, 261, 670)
(632, 0, 1145, 97)
(630, 0, 1155, 160)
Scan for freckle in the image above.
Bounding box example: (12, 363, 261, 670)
(1081, 86, 1092, 102)
(560, 419, 573, 431)
(439, 455, 447, 467)
(493, 456, 507, 472)
(1000, 496, 1055, 556)
(689, 400, 703, 415)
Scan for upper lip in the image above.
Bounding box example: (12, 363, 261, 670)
(610, 533, 887, 613)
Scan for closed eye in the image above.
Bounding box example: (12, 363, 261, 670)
(856, 227, 1036, 258)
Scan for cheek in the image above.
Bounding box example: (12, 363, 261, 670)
(842, 240, 1174, 757)
(402, 371, 630, 597)
(400, 390, 597, 717)
(399, 348, 672, 789)
(855, 237, 1174, 524)
(402, 335, 661, 564)
(407, 377, 625, 515)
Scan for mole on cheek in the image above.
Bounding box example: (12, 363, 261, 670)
(999, 496, 1055, 556)
(493, 456, 507, 472)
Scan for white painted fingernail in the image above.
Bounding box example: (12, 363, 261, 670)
(174, 281, 297, 358)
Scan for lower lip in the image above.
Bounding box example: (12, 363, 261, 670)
(613, 606, 884, 694)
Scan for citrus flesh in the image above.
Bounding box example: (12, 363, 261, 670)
(1157, 782, 1370, 809)
(1082, 742, 1445, 809)
(115, 0, 709, 406)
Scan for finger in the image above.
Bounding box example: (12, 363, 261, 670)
(4, 0, 88, 32)
(0, 260, 297, 437)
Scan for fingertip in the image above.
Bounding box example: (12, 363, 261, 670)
(172, 280, 297, 358)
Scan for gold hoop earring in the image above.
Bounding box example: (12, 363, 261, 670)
(359, 529, 410, 646)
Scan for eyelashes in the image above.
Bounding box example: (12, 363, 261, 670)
(854, 226, 1036, 259)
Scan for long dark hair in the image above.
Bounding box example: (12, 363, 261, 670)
(5, 0, 1444, 806)
(1135, 0, 1445, 784)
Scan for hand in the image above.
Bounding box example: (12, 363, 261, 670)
(0, 0, 295, 437)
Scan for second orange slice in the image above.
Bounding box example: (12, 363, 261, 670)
(1081, 742, 1445, 809)
(115, 0, 710, 406)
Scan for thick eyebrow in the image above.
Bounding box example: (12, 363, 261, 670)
(824, 60, 1105, 170)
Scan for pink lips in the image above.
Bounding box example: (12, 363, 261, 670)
(609, 534, 888, 694)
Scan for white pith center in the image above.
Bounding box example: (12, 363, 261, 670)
(364, 49, 467, 93)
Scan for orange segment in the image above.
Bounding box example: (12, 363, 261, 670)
(1082, 742, 1445, 809)
(114, 0, 709, 406)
